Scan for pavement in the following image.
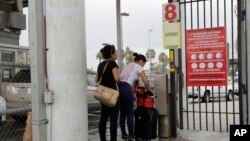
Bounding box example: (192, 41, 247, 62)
(88, 126, 229, 141)
(176, 130, 229, 141)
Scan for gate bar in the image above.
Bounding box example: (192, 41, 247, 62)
(196, 1, 202, 130)
(184, 0, 190, 130)
(224, 0, 229, 132)
(217, 0, 222, 132)
(231, 0, 236, 125)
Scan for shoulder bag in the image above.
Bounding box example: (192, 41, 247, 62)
(94, 61, 119, 107)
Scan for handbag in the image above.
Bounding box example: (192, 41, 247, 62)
(94, 61, 119, 107)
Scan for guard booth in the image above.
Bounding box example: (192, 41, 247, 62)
(155, 74, 171, 138)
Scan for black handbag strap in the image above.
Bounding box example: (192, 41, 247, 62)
(98, 61, 119, 90)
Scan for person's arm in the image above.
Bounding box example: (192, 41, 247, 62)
(95, 73, 99, 83)
(139, 71, 150, 91)
(112, 67, 120, 83)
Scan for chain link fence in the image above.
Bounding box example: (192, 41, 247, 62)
(0, 47, 30, 141)
(0, 45, 103, 141)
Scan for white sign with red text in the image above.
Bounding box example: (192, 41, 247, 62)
(162, 2, 180, 22)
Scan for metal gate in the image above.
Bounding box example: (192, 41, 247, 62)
(179, 0, 241, 132)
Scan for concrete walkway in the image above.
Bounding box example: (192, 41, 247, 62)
(178, 130, 229, 141)
(89, 127, 229, 141)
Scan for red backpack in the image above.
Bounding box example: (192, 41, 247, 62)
(134, 86, 154, 108)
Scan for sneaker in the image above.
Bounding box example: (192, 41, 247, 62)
(121, 134, 128, 140)
(128, 136, 135, 141)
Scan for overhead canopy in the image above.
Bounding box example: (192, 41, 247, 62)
(23, 0, 28, 7)
(0, 0, 28, 11)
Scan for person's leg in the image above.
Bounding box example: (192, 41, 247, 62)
(123, 84, 135, 139)
(127, 95, 135, 139)
(119, 83, 128, 138)
(120, 106, 128, 137)
(110, 104, 119, 141)
(99, 104, 109, 141)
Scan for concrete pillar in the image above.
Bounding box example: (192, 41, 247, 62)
(45, 0, 88, 140)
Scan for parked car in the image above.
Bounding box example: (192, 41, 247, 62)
(0, 69, 98, 122)
(0, 96, 6, 124)
(188, 78, 239, 102)
(86, 74, 101, 112)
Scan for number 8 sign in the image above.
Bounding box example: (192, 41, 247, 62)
(162, 2, 180, 22)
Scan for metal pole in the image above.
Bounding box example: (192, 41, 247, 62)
(245, 0, 250, 125)
(120, 12, 130, 69)
(29, 0, 47, 140)
(149, 29, 152, 73)
(169, 49, 177, 137)
(168, 0, 177, 137)
(116, 0, 122, 70)
(46, 0, 88, 140)
(178, 49, 183, 129)
(239, 0, 250, 125)
(120, 14, 124, 69)
(237, 0, 244, 125)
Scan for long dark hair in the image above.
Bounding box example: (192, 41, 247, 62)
(133, 53, 147, 62)
(100, 45, 116, 59)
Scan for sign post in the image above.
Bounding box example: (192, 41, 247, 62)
(162, 0, 180, 137)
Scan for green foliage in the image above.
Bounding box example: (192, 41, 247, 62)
(96, 52, 102, 63)
(124, 47, 134, 65)
(158, 52, 169, 73)
(95, 47, 170, 74)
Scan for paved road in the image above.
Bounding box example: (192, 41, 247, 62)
(88, 110, 100, 135)
(179, 95, 240, 132)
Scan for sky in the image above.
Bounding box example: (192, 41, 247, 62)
(20, 0, 237, 71)
(85, 0, 168, 70)
(20, 0, 168, 71)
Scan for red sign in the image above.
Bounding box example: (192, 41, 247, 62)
(186, 27, 228, 86)
(162, 2, 180, 22)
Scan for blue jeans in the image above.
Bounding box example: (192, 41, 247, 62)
(99, 103, 119, 141)
(119, 82, 135, 138)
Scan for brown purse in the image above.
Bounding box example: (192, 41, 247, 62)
(94, 61, 119, 107)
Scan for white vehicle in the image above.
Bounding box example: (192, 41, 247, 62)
(2, 69, 31, 110)
(0, 96, 6, 124)
(188, 78, 239, 102)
